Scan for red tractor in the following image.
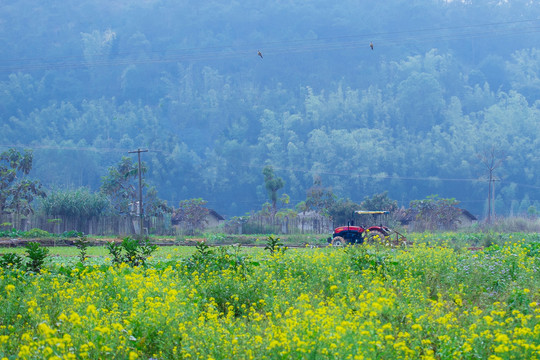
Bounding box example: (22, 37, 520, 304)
(327, 210, 406, 246)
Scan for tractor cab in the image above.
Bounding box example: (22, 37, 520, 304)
(328, 210, 404, 246)
(352, 210, 390, 229)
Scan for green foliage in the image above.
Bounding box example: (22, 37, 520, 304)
(222, 216, 248, 234)
(143, 186, 172, 216)
(343, 235, 540, 310)
(0, 234, 538, 358)
(474, 217, 540, 233)
(360, 192, 398, 212)
(409, 195, 462, 231)
(0, 228, 53, 238)
(24, 241, 49, 273)
(204, 232, 227, 243)
(106, 237, 158, 267)
(74, 234, 89, 263)
(173, 198, 209, 235)
(0, 252, 24, 270)
(0, 228, 24, 238)
(197, 268, 264, 318)
(61, 230, 83, 238)
(183, 242, 258, 277)
(194, 241, 213, 258)
(264, 235, 288, 255)
(23, 228, 52, 238)
(100, 157, 169, 217)
(106, 241, 124, 265)
(4, 2, 540, 220)
(263, 165, 285, 215)
(0, 148, 45, 216)
(121, 237, 145, 266)
(0, 228, 77, 238)
(275, 208, 297, 220)
(327, 198, 361, 226)
(100, 157, 142, 215)
(523, 241, 540, 257)
(39, 187, 110, 218)
(347, 246, 398, 279)
(305, 176, 335, 216)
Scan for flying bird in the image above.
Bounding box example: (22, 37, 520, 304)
(370, 42, 374, 50)
(258, 50, 263, 59)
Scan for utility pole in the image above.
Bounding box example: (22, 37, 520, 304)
(478, 146, 504, 224)
(491, 177, 500, 220)
(487, 169, 493, 224)
(128, 148, 148, 236)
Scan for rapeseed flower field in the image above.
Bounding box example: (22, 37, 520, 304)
(0, 234, 539, 359)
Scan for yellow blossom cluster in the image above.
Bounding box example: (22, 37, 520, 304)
(0, 238, 538, 359)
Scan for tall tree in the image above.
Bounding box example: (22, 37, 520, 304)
(40, 187, 110, 218)
(144, 186, 172, 217)
(409, 195, 462, 231)
(100, 157, 140, 215)
(477, 146, 506, 223)
(172, 198, 209, 235)
(327, 197, 360, 227)
(305, 176, 336, 215)
(263, 165, 284, 216)
(0, 149, 45, 216)
(360, 192, 398, 212)
(100, 156, 170, 217)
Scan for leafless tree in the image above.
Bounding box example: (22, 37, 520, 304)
(477, 146, 506, 224)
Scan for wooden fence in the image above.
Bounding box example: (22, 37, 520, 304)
(0, 213, 333, 236)
(242, 214, 333, 235)
(0, 214, 174, 236)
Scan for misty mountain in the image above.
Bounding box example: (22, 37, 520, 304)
(1, 0, 540, 218)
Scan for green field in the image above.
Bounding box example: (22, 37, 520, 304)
(0, 232, 539, 359)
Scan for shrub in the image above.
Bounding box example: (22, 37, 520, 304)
(106, 236, 158, 267)
(23, 228, 52, 238)
(0, 228, 23, 238)
(0, 253, 24, 270)
(61, 230, 84, 238)
(264, 235, 288, 255)
(74, 234, 89, 263)
(24, 241, 49, 272)
(182, 242, 257, 276)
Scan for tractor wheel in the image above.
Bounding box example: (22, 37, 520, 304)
(366, 230, 386, 244)
(331, 236, 345, 247)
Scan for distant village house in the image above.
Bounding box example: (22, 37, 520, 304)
(171, 208, 225, 233)
(397, 208, 478, 231)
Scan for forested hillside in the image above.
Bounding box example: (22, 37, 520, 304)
(2, 0, 540, 218)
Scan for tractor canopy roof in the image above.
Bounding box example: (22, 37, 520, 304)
(354, 210, 390, 215)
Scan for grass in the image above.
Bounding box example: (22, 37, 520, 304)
(1, 231, 538, 259)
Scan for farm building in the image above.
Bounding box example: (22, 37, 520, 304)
(397, 208, 478, 231)
(206, 209, 226, 228)
(171, 208, 225, 232)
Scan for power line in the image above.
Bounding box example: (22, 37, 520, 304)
(238, 163, 482, 183)
(4, 143, 538, 190)
(239, 163, 540, 191)
(0, 144, 163, 153)
(1, 18, 539, 73)
(3, 143, 539, 191)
